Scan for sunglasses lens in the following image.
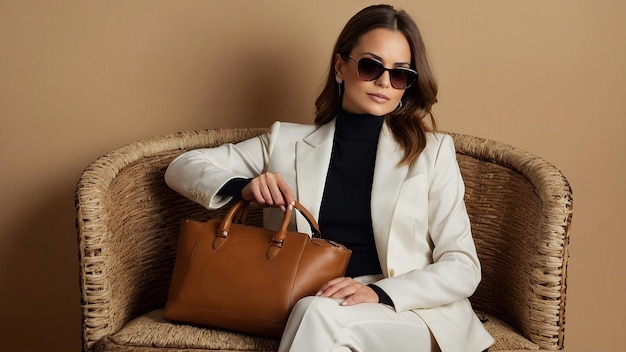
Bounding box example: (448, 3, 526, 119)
(390, 69, 417, 89)
(357, 58, 385, 81)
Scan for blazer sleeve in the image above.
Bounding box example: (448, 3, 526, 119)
(375, 135, 482, 312)
(164, 123, 280, 209)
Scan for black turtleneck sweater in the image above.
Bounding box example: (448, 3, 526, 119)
(318, 110, 384, 278)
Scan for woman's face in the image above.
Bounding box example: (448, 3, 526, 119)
(335, 28, 412, 116)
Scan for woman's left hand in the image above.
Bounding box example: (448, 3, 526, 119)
(316, 277, 379, 306)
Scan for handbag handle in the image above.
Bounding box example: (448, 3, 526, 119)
(214, 201, 323, 259)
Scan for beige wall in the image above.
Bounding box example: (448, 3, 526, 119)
(1, 0, 624, 350)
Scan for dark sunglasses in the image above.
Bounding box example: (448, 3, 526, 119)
(348, 55, 417, 89)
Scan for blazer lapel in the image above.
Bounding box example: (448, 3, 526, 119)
(295, 119, 336, 232)
(371, 123, 409, 272)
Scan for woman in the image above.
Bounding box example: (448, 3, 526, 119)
(165, 4, 494, 352)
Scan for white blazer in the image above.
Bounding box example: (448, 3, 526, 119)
(165, 120, 495, 352)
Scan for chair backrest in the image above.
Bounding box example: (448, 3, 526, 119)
(76, 129, 572, 351)
(450, 132, 572, 350)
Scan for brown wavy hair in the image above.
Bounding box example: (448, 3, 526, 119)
(315, 4, 438, 165)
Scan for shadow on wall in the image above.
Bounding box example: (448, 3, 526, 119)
(0, 187, 82, 351)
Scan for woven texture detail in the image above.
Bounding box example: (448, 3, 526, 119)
(97, 310, 278, 351)
(449, 132, 572, 351)
(76, 129, 573, 351)
(96, 309, 540, 351)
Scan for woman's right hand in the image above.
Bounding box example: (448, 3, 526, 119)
(241, 172, 295, 207)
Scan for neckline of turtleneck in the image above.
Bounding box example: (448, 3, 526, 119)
(335, 109, 385, 141)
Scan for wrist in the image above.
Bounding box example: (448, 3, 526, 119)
(367, 284, 394, 306)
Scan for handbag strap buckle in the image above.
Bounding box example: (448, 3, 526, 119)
(266, 238, 284, 259)
(212, 230, 228, 250)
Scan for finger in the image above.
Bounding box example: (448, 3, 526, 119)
(317, 277, 356, 298)
(256, 175, 277, 205)
(241, 180, 263, 204)
(341, 286, 379, 306)
(266, 174, 286, 206)
(328, 283, 361, 300)
(317, 277, 349, 293)
(274, 174, 296, 205)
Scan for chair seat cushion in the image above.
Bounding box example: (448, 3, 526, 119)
(96, 309, 279, 351)
(96, 309, 540, 351)
(475, 311, 540, 351)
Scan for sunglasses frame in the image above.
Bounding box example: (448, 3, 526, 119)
(347, 55, 417, 89)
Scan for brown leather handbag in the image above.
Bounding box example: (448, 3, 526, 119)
(164, 200, 351, 338)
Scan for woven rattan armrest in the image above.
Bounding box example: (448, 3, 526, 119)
(450, 133, 572, 350)
(76, 129, 268, 351)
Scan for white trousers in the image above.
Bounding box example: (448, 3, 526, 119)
(278, 295, 439, 352)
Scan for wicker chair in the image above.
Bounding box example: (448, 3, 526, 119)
(76, 128, 573, 352)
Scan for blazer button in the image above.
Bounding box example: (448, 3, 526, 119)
(389, 269, 395, 277)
